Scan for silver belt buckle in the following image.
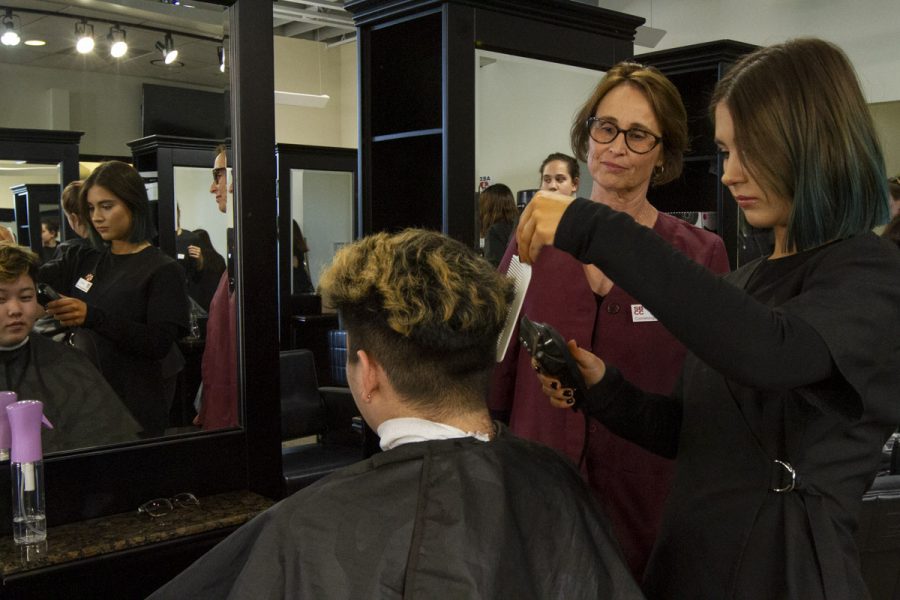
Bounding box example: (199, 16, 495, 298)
(772, 459, 796, 493)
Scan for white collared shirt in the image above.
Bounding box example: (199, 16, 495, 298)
(377, 417, 491, 451)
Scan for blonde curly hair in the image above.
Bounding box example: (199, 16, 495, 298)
(319, 229, 513, 412)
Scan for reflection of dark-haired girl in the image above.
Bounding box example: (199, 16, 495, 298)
(187, 228, 226, 312)
(39, 160, 191, 437)
(479, 184, 518, 268)
(292, 220, 314, 293)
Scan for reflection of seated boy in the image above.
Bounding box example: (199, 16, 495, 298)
(150, 229, 641, 599)
(0, 243, 140, 453)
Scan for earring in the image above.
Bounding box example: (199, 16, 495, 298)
(366, 392, 372, 401)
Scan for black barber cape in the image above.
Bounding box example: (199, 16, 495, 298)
(1, 333, 141, 454)
(150, 424, 643, 599)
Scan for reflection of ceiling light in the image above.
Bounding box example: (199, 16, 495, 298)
(25, 39, 46, 47)
(217, 45, 225, 73)
(108, 25, 127, 58)
(155, 32, 178, 64)
(75, 20, 95, 54)
(1, 10, 20, 46)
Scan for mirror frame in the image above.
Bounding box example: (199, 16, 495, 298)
(0, 129, 82, 253)
(0, 0, 280, 533)
(275, 143, 357, 347)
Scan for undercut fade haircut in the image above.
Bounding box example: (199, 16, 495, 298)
(711, 38, 889, 253)
(319, 229, 514, 416)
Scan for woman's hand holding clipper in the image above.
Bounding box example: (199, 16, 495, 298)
(535, 340, 606, 408)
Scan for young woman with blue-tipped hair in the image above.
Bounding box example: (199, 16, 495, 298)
(520, 38, 900, 599)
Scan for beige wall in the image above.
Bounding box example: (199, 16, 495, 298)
(476, 52, 601, 197)
(871, 101, 900, 178)
(273, 37, 357, 148)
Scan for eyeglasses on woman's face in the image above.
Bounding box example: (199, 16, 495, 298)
(586, 117, 662, 154)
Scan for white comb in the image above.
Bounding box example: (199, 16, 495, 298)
(496, 255, 532, 362)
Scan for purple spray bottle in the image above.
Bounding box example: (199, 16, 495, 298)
(0, 391, 18, 462)
(7, 400, 52, 544)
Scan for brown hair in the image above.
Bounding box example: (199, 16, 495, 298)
(478, 183, 517, 237)
(81, 161, 154, 245)
(61, 180, 84, 215)
(711, 38, 888, 252)
(0, 242, 38, 284)
(539, 152, 580, 185)
(570, 62, 687, 186)
(319, 229, 513, 416)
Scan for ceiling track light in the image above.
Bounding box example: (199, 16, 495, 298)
(217, 45, 225, 73)
(107, 24, 127, 58)
(155, 32, 178, 65)
(75, 20, 95, 54)
(1, 9, 21, 47)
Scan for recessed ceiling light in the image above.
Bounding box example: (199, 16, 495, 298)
(24, 39, 46, 46)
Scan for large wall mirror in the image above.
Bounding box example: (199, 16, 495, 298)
(0, 0, 237, 452)
(275, 144, 356, 349)
(475, 50, 601, 207)
(0, 0, 280, 531)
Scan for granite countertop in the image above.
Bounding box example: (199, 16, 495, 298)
(0, 489, 273, 576)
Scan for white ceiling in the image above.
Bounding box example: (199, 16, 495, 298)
(0, 0, 353, 90)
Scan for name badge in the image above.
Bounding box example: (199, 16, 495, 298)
(177, 253, 186, 260)
(631, 304, 657, 323)
(75, 277, 93, 293)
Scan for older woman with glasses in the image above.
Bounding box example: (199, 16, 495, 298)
(489, 62, 729, 579)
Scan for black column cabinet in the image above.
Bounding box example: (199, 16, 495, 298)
(346, 0, 644, 245)
(636, 40, 758, 268)
(128, 135, 223, 259)
(11, 184, 60, 255)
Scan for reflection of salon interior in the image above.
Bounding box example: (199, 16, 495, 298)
(0, 0, 899, 596)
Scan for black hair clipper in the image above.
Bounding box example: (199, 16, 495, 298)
(36, 283, 61, 307)
(518, 315, 588, 409)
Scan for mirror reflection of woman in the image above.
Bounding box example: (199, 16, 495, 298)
(489, 63, 730, 579)
(39, 161, 191, 438)
(39, 218, 59, 263)
(187, 228, 225, 312)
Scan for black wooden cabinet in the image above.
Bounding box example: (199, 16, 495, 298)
(128, 135, 224, 259)
(10, 184, 60, 256)
(346, 0, 643, 246)
(636, 40, 759, 268)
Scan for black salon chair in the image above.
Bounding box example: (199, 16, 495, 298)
(280, 349, 365, 496)
(857, 447, 900, 600)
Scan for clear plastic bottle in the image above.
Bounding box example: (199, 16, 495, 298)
(11, 459, 45, 544)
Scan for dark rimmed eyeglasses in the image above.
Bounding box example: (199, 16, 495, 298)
(138, 492, 200, 518)
(212, 167, 227, 183)
(586, 117, 662, 154)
